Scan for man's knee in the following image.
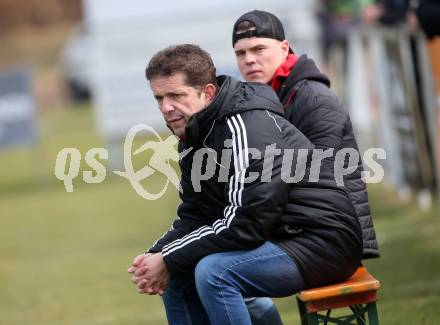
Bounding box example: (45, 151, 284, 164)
(194, 254, 226, 293)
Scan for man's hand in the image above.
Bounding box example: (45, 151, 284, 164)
(136, 253, 171, 295)
(127, 253, 151, 274)
(128, 253, 155, 291)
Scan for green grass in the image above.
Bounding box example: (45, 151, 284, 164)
(0, 104, 439, 324)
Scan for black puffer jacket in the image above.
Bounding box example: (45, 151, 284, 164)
(277, 54, 379, 259)
(149, 76, 362, 288)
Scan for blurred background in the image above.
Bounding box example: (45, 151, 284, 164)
(0, 0, 439, 324)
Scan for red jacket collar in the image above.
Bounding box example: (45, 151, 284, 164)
(270, 53, 298, 93)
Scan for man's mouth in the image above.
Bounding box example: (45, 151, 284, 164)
(167, 117, 184, 123)
(247, 70, 262, 77)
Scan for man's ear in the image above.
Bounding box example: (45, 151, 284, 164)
(281, 40, 290, 59)
(204, 83, 217, 103)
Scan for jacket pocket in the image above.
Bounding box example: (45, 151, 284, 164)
(273, 224, 304, 238)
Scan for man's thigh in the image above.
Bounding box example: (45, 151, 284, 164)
(194, 241, 305, 298)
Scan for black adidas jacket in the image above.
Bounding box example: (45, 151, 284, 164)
(277, 55, 379, 259)
(149, 76, 363, 288)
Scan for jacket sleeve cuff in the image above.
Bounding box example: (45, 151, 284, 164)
(163, 252, 189, 275)
(146, 248, 161, 254)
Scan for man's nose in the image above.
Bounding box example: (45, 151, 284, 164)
(245, 52, 256, 65)
(161, 99, 174, 114)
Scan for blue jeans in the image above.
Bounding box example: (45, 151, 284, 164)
(162, 241, 305, 325)
(245, 297, 283, 325)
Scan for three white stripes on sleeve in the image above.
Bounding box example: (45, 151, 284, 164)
(162, 114, 249, 257)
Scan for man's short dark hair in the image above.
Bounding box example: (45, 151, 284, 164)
(146, 44, 216, 88)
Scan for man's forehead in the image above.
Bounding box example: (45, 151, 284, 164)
(150, 73, 187, 89)
(234, 37, 279, 50)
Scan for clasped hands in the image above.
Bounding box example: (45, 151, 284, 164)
(128, 252, 171, 295)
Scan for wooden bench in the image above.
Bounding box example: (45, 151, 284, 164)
(296, 266, 380, 324)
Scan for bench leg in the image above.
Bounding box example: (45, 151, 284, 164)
(350, 304, 366, 325)
(307, 312, 319, 325)
(296, 297, 379, 325)
(366, 302, 379, 325)
(296, 297, 309, 325)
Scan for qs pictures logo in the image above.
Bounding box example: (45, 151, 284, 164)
(55, 125, 387, 199)
(54, 124, 191, 200)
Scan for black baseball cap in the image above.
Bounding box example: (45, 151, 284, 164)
(232, 10, 286, 46)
